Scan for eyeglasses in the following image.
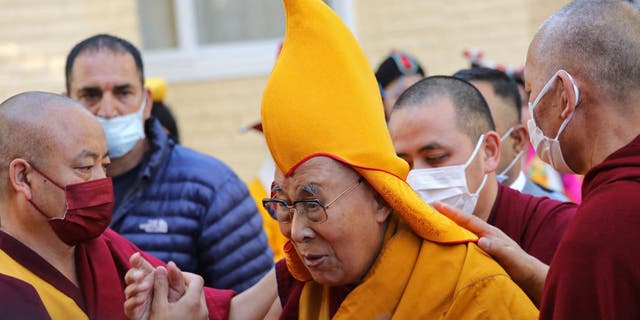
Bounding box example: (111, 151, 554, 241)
(262, 177, 364, 224)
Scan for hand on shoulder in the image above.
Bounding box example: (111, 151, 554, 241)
(434, 202, 548, 305)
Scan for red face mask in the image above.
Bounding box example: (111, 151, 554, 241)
(27, 164, 114, 246)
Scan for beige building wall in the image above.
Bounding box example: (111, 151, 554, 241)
(0, 0, 568, 182)
(0, 0, 139, 99)
(358, 0, 545, 74)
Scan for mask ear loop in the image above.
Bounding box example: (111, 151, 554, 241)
(497, 127, 522, 182)
(463, 134, 489, 195)
(500, 127, 515, 142)
(530, 71, 561, 111)
(497, 150, 525, 183)
(528, 70, 561, 136)
(28, 163, 65, 190)
(137, 94, 147, 114)
(529, 69, 581, 141)
(469, 173, 489, 197)
(552, 70, 580, 141)
(464, 134, 486, 168)
(27, 163, 69, 220)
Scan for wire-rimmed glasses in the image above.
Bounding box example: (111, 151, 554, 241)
(262, 177, 364, 224)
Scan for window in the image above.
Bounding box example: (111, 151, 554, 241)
(139, 0, 354, 82)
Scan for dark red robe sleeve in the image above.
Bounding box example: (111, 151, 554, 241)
(540, 179, 640, 319)
(89, 229, 234, 320)
(489, 184, 577, 264)
(540, 134, 640, 319)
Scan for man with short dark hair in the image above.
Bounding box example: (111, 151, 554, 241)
(65, 34, 273, 292)
(388, 76, 576, 271)
(454, 67, 569, 201)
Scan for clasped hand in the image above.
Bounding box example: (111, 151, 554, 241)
(124, 252, 208, 320)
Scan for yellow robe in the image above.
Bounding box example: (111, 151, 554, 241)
(298, 217, 538, 319)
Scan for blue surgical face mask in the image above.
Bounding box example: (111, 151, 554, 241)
(96, 95, 146, 158)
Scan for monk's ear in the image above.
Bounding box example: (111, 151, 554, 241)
(509, 124, 529, 154)
(9, 159, 33, 200)
(557, 71, 579, 119)
(373, 191, 392, 223)
(482, 132, 501, 173)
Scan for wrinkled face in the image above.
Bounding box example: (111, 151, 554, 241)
(29, 109, 110, 219)
(388, 99, 486, 194)
(272, 157, 390, 286)
(382, 74, 423, 120)
(68, 50, 149, 120)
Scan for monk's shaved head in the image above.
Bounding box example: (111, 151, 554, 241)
(0, 92, 97, 194)
(392, 76, 495, 143)
(533, 0, 640, 104)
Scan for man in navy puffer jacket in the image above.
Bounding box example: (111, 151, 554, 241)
(64, 34, 273, 292)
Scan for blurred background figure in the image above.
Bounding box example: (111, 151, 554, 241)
(65, 34, 273, 292)
(388, 75, 576, 266)
(240, 120, 286, 262)
(239, 42, 288, 262)
(145, 77, 181, 144)
(453, 67, 568, 201)
(463, 49, 582, 203)
(375, 50, 426, 121)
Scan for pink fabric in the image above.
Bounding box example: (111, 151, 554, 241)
(524, 145, 583, 203)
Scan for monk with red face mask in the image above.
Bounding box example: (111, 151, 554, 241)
(0, 92, 232, 319)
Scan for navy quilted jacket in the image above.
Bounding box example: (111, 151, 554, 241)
(109, 118, 273, 292)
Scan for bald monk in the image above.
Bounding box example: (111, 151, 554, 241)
(438, 1, 640, 319)
(0, 92, 229, 319)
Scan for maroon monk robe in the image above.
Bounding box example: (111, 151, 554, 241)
(0, 273, 51, 319)
(540, 134, 640, 320)
(0, 228, 235, 320)
(488, 183, 577, 264)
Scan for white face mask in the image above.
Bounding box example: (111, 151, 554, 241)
(96, 95, 147, 158)
(496, 127, 525, 183)
(527, 70, 579, 174)
(406, 135, 488, 215)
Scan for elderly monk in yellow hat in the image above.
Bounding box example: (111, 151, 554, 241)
(259, 0, 538, 319)
(123, 0, 538, 318)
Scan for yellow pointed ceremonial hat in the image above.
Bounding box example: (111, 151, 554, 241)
(261, 0, 476, 244)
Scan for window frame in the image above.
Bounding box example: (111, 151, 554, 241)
(142, 0, 355, 82)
